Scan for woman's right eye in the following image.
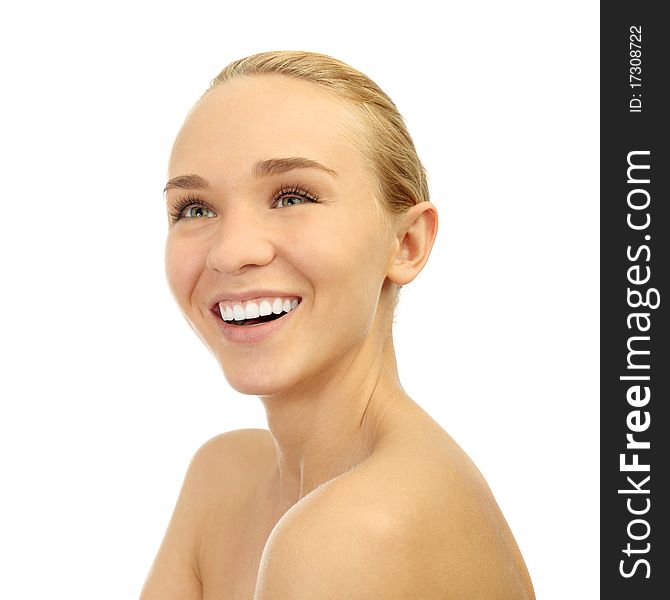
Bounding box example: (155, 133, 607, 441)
(169, 201, 217, 222)
(182, 204, 216, 219)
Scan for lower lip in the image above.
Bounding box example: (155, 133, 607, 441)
(215, 303, 299, 344)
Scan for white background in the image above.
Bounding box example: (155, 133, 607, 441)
(0, 1, 599, 598)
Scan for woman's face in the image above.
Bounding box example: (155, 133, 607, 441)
(165, 75, 399, 396)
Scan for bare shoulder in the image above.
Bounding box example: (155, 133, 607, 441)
(255, 470, 420, 600)
(140, 428, 274, 600)
(167, 428, 275, 515)
(256, 424, 535, 600)
(189, 428, 274, 483)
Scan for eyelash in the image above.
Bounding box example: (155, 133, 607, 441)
(271, 184, 319, 208)
(168, 194, 212, 223)
(167, 184, 319, 223)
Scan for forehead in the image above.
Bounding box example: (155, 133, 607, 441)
(168, 75, 366, 181)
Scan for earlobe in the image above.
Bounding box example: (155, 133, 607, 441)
(386, 202, 438, 286)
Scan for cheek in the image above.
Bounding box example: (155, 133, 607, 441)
(164, 234, 204, 306)
(292, 212, 389, 309)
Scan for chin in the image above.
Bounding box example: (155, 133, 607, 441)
(216, 358, 298, 397)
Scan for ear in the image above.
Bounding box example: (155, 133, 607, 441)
(386, 202, 438, 285)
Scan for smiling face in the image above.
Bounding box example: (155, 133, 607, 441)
(164, 75, 401, 396)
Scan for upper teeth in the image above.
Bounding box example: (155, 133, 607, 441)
(219, 296, 300, 322)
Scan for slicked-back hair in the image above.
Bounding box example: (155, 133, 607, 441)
(206, 50, 429, 218)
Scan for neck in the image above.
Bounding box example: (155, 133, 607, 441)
(259, 331, 407, 514)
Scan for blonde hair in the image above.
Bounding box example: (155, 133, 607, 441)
(206, 50, 429, 217)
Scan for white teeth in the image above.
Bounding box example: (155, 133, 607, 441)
(272, 298, 283, 314)
(219, 296, 301, 322)
(233, 304, 245, 321)
(259, 300, 272, 316)
(245, 302, 260, 319)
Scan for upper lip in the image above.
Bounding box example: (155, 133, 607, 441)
(208, 289, 303, 309)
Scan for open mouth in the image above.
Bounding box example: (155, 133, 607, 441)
(230, 311, 285, 327)
(215, 297, 301, 327)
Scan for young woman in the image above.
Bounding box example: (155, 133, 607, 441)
(141, 51, 535, 599)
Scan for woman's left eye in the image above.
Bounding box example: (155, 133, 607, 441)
(275, 195, 308, 208)
(272, 187, 318, 208)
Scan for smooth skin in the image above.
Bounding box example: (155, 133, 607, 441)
(141, 75, 535, 599)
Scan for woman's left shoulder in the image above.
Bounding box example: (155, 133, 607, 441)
(260, 423, 534, 598)
(327, 424, 536, 598)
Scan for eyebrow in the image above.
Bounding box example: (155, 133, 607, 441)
(163, 157, 338, 193)
(252, 157, 338, 178)
(163, 174, 211, 193)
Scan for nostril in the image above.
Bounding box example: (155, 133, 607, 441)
(205, 229, 277, 275)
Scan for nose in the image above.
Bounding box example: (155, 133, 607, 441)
(205, 205, 276, 275)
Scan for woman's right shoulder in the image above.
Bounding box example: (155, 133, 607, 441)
(140, 429, 274, 599)
(187, 428, 275, 498)
(191, 428, 274, 467)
